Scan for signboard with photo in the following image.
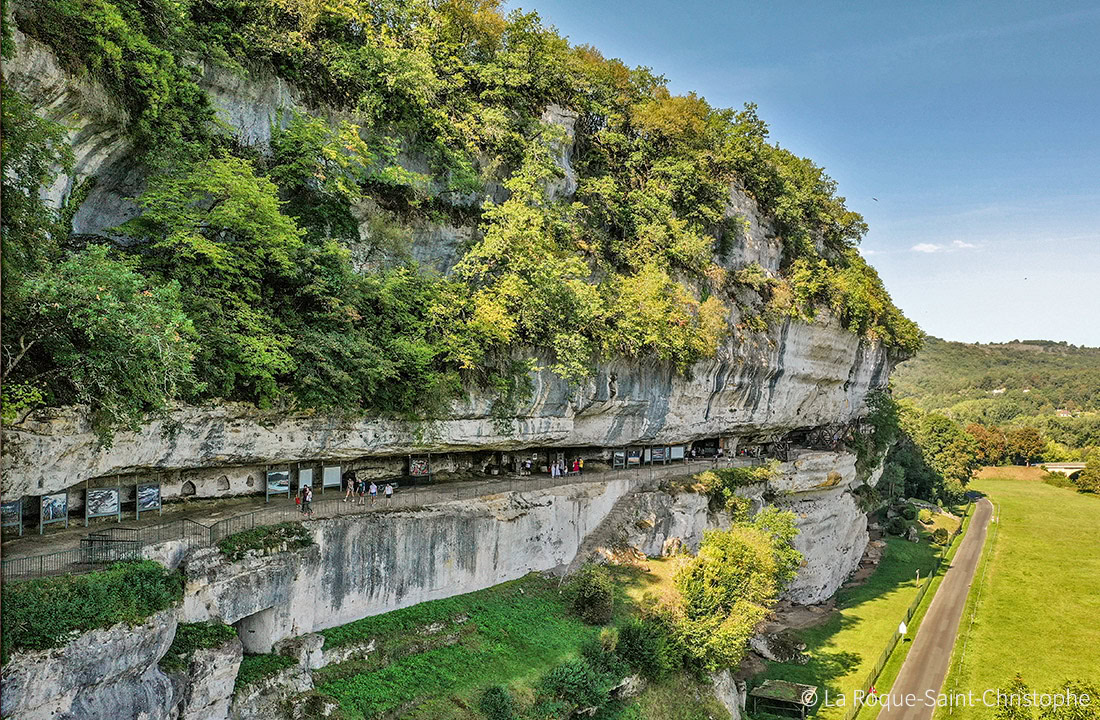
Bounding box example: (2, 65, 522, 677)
(613, 450, 626, 469)
(322, 465, 342, 490)
(86, 487, 122, 524)
(40, 492, 69, 532)
(2, 499, 23, 536)
(136, 483, 162, 518)
(266, 470, 291, 502)
(409, 456, 430, 477)
(627, 449, 642, 466)
(651, 446, 667, 463)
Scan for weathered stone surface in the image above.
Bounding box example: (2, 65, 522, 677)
(177, 637, 243, 720)
(0, 609, 178, 720)
(229, 665, 313, 720)
(182, 478, 643, 650)
(710, 669, 747, 720)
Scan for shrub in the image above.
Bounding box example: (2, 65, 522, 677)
(617, 617, 676, 679)
(696, 463, 778, 513)
(580, 633, 630, 678)
(541, 658, 613, 710)
(900, 504, 918, 521)
(1, 560, 183, 664)
(234, 653, 297, 692)
(479, 685, 516, 720)
(932, 527, 951, 546)
(888, 517, 909, 536)
(568, 564, 614, 625)
(160, 621, 238, 672)
(918, 508, 933, 524)
(216, 523, 313, 561)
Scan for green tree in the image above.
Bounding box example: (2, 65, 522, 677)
(1006, 426, 1045, 466)
(966, 423, 1008, 465)
(1, 246, 195, 442)
(995, 674, 1034, 720)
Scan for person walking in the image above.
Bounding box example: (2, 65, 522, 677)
(578, 457, 584, 474)
(572, 458, 580, 474)
(384, 483, 394, 504)
(344, 473, 356, 502)
(369, 481, 378, 504)
(303, 486, 313, 516)
(357, 477, 367, 506)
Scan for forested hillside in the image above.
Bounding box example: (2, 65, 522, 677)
(1, 0, 918, 444)
(892, 337, 1100, 453)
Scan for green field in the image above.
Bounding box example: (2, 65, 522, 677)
(755, 536, 942, 718)
(936, 474, 1100, 719)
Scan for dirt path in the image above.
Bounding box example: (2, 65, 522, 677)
(875, 497, 993, 720)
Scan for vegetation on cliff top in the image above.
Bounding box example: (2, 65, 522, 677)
(0, 560, 183, 664)
(3, 0, 919, 442)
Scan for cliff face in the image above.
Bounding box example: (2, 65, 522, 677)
(1, 25, 895, 502)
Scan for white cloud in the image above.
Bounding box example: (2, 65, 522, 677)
(910, 240, 981, 253)
(911, 243, 943, 253)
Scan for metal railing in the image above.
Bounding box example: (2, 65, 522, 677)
(2, 461, 701, 582)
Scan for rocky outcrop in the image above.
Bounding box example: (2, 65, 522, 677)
(710, 669, 748, 720)
(0, 609, 178, 720)
(3, 315, 890, 501)
(176, 637, 243, 720)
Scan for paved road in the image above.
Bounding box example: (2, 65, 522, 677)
(876, 497, 994, 720)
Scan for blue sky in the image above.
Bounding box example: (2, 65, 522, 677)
(514, 0, 1100, 346)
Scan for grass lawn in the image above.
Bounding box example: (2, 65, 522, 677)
(314, 575, 594, 719)
(754, 506, 970, 720)
(935, 472, 1100, 720)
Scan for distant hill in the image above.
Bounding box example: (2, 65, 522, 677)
(891, 337, 1100, 449)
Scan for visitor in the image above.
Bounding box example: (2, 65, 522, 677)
(572, 458, 580, 474)
(578, 458, 584, 474)
(357, 477, 367, 506)
(523, 459, 532, 476)
(344, 474, 356, 502)
(296, 489, 303, 513)
(384, 483, 394, 504)
(303, 486, 313, 516)
(369, 481, 378, 504)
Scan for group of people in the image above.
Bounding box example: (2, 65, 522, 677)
(549, 458, 583, 478)
(343, 477, 395, 505)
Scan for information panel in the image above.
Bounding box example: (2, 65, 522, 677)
(40, 492, 69, 533)
(298, 467, 314, 491)
(670, 445, 685, 461)
(86, 487, 122, 525)
(2, 499, 23, 536)
(627, 449, 642, 467)
(322, 465, 342, 489)
(266, 470, 291, 502)
(613, 450, 626, 469)
(136, 483, 162, 519)
(651, 446, 667, 464)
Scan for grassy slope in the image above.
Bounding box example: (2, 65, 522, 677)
(935, 474, 1100, 720)
(755, 536, 942, 718)
(311, 571, 730, 720)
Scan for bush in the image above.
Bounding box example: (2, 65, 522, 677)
(900, 504, 918, 521)
(617, 617, 676, 679)
(541, 658, 613, 710)
(234, 653, 297, 692)
(160, 621, 238, 672)
(1, 560, 183, 664)
(568, 564, 614, 625)
(216, 523, 313, 561)
(887, 517, 909, 536)
(932, 527, 951, 546)
(918, 508, 933, 524)
(580, 634, 630, 678)
(479, 685, 516, 720)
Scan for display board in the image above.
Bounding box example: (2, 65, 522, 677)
(409, 456, 431, 478)
(298, 467, 314, 491)
(266, 470, 291, 502)
(322, 465, 342, 490)
(2, 499, 23, 536)
(136, 483, 162, 519)
(40, 492, 69, 533)
(613, 450, 626, 469)
(651, 446, 667, 464)
(627, 449, 642, 466)
(85, 487, 122, 525)
(670, 445, 685, 461)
